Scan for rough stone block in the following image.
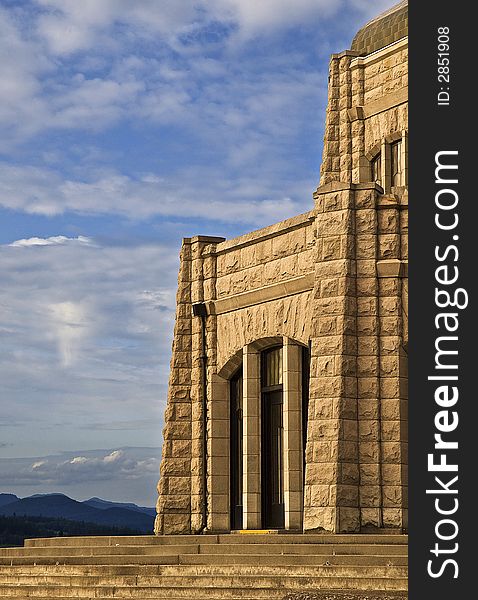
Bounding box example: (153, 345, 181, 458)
(338, 507, 360, 532)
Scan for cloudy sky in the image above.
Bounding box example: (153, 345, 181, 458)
(0, 0, 397, 506)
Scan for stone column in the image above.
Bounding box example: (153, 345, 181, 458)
(283, 338, 303, 530)
(354, 185, 382, 530)
(189, 237, 204, 533)
(189, 236, 225, 533)
(207, 374, 230, 532)
(304, 181, 360, 533)
(242, 344, 261, 529)
(376, 194, 406, 529)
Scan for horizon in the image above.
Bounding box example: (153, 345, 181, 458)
(1, 490, 155, 508)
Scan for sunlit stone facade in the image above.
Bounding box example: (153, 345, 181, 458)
(156, 1, 408, 535)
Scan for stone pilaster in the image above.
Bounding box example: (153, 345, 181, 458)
(304, 181, 359, 533)
(156, 236, 224, 535)
(350, 58, 365, 184)
(283, 338, 303, 530)
(355, 185, 382, 530)
(242, 344, 261, 529)
(189, 236, 225, 533)
(203, 241, 229, 533)
(321, 52, 359, 186)
(155, 239, 193, 535)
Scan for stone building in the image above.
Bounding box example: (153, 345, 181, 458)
(155, 0, 408, 536)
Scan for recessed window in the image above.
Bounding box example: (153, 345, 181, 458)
(391, 140, 402, 187)
(371, 153, 382, 186)
(366, 134, 407, 192)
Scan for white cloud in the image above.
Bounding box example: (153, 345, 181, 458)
(31, 460, 47, 470)
(103, 450, 124, 463)
(70, 456, 88, 464)
(209, 0, 344, 38)
(0, 162, 307, 224)
(35, 0, 200, 55)
(33, 0, 361, 55)
(0, 0, 398, 148)
(0, 447, 162, 505)
(0, 238, 178, 458)
(49, 301, 89, 367)
(9, 235, 93, 247)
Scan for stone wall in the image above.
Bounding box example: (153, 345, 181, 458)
(156, 21, 408, 535)
(302, 180, 407, 533)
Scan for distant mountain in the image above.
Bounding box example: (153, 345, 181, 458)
(0, 494, 19, 508)
(0, 493, 154, 533)
(83, 497, 156, 517)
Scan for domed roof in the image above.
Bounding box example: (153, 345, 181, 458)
(351, 1, 408, 56)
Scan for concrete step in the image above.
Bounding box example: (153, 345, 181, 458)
(23, 533, 408, 547)
(0, 566, 409, 585)
(200, 543, 407, 556)
(0, 597, 284, 600)
(0, 555, 179, 566)
(218, 534, 407, 545)
(178, 553, 407, 567)
(0, 553, 407, 567)
(23, 534, 218, 548)
(0, 559, 408, 580)
(0, 544, 200, 557)
(0, 554, 408, 574)
(0, 579, 408, 597)
(0, 596, 407, 600)
(0, 543, 406, 560)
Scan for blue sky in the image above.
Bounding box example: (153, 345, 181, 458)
(0, 0, 397, 506)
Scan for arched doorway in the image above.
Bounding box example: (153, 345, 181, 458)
(225, 339, 309, 531)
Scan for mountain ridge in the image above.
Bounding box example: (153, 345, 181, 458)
(0, 493, 154, 533)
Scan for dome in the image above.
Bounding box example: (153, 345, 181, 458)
(351, 0, 408, 56)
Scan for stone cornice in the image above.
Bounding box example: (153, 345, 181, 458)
(348, 87, 408, 123)
(209, 272, 315, 315)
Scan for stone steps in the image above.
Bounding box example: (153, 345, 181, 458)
(0, 544, 201, 557)
(0, 582, 408, 598)
(199, 543, 407, 555)
(0, 560, 407, 577)
(180, 553, 407, 566)
(0, 543, 407, 558)
(0, 570, 408, 586)
(0, 553, 406, 567)
(0, 534, 408, 598)
(23, 534, 407, 547)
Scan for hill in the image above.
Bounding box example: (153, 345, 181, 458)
(0, 494, 19, 508)
(0, 494, 154, 533)
(83, 497, 156, 517)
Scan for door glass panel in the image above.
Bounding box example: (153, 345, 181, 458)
(261, 346, 284, 529)
(230, 368, 243, 530)
(271, 399, 283, 505)
(262, 389, 284, 528)
(263, 347, 282, 387)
